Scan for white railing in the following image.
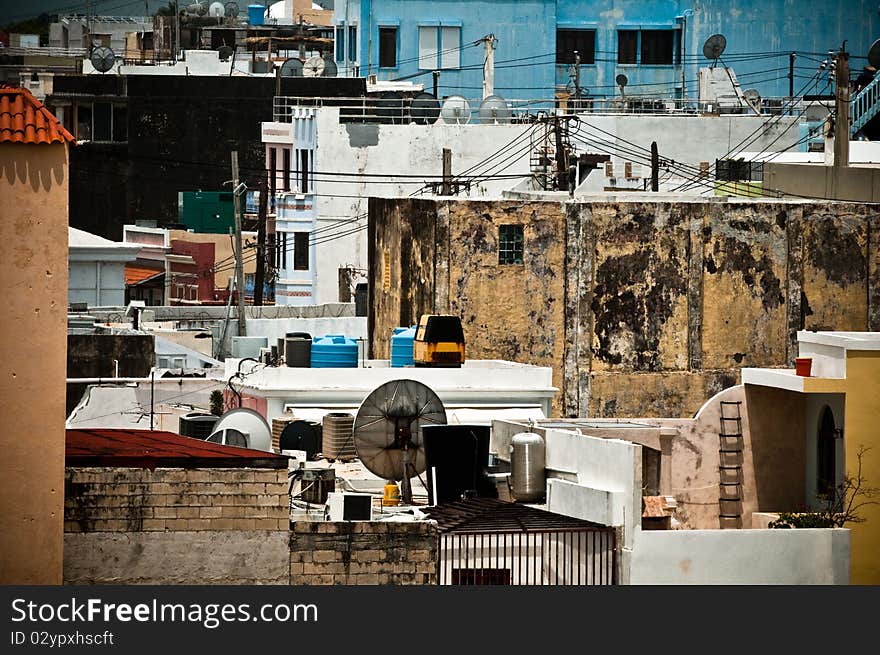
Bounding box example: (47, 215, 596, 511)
(272, 95, 796, 124)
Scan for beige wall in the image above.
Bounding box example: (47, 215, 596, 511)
(169, 229, 257, 291)
(765, 164, 880, 202)
(0, 142, 68, 584)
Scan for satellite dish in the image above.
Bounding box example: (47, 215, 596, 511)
(478, 94, 512, 124)
(440, 95, 472, 124)
(186, 1, 208, 15)
(321, 56, 337, 77)
(868, 39, 880, 69)
(743, 88, 762, 112)
(207, 407, 272, 452)
(376, 90, 404, 123)
(218, 45, 234, 61)
(615, 74, 628, 88)
(208, 2, 225, 17)
(224, 1, 240, 17)
(279, 57, 303, 77)
(702, 34, 727, 61)
(279, 420, 321, 460)
(353, 380, 447, 504)
(303, 55, 325, 77)
(410, 92, 441, 125)
(90, 46, 116, 74)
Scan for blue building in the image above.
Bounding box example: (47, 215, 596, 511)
(333, 1, 877, 102)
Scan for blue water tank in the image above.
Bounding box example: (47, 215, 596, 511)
(311, 335, 358, 368)
(390, 326, 416, 368)
(248, 4, 265, 26)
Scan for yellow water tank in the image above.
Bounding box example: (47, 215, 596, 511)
(382, 481, 400, 506)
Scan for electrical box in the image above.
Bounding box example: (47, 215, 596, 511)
(326, 492, 373, 521)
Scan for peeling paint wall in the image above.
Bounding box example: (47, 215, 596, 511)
(370, 198, 880, 418)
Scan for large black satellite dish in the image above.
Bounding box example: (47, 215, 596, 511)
(702, 34, 727, 61)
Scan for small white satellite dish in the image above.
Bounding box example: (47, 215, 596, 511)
(208, 2, 225, 17)
(303, 55, 325, 77)
(207, 407, 272, 452)
(478, 94, 512, 124)
(440, 95, 472, 124)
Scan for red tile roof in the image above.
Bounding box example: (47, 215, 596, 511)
(66, 428, 285, 469)
(0, 86, 74, 145)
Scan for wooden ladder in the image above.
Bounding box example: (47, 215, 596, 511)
(718, 401, 744, 528)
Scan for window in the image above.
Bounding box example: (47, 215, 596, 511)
(73, 101, 127, 142)
(282, 148, 291, 192)
(379, 27, 397, 68)
(556, 29, 596, 64)
(293, 232, 309, 271)
(641, 30, 674, 65)
(618, 29, 677, 65)
(268, 147, 277, 197)
(348, 26, 357, 62)
(335, 26, 345, 62)
(617, 30, 637, 64)
(299, 149, 310, 193)
(419, 25, 461, 69)
(279, 233, 287, 270)
(498, 225, 524, 265)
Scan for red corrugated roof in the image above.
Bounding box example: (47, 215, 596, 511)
(125, 264, 164, 285)
(66, 428, 285, 469)
(0, 86, 75, 145)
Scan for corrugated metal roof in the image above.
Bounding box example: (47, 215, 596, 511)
(66, 428, 285, 469)
(125, 264, 164, 285)
(422, 498, 609, 534)
(0, 86, 74, 144)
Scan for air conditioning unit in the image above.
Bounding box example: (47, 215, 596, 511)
(326, 492, 372, 521)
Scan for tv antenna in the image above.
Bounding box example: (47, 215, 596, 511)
(90, 46, 116, 74)
(702, 33, 727, 67)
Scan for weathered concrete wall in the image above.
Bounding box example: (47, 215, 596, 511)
(371, 198, 880, 418)
(765, 163, 880, 203)
(289, 521, 439, 585)
(64, 531, 290, 584)
(630, 528, 850, 585)
(0, 142, 69, 584)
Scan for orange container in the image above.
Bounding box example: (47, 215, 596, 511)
(795, 357, 812, 377)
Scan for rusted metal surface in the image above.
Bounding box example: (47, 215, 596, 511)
(66, 428, 285, 469)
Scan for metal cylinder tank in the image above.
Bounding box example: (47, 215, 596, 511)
(510, 432, 546, 503)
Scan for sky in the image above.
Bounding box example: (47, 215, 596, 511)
(1, 1, 159, 25)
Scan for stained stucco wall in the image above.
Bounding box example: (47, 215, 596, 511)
(370, 198, 880, 418)
(0, 142, 68, 584)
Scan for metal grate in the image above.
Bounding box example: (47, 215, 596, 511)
(498, 224, 524, 265)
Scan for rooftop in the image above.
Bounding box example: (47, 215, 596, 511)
(422, 498, 607, 534)
(0, 86, 74, 145)
(66, 428, 286, 469)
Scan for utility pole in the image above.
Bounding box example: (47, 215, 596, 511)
(173, 0, 179, 63)
(650, 141, 659, 192)
(833, 46, 850, 169)
(573, 51, 581, 101)
(231, 151, 247, 337)
(482, 34, 496, 99)
(441, 148, 452, 195)
(554, 115, 568, 192)
(788, 52, 796, 112)
(433, 70, 440, 98)
(254, 176, 268, 306)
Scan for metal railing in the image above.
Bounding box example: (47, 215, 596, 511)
(851, 74, 880, 134)
(273, 94, 796, 124)
(438, 527, 617, 586)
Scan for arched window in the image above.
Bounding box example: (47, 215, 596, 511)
(817, 406, 837, 497)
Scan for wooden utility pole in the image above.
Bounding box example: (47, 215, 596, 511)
(433, 70, 440, 97)
(231, 151, 246, 337)
(554, 115, 568, 191)
(441, 148, 452, 195)
(254, 176, 268, 306)
(833, 47, 850, 168)
(788, 52, 796, 111)
(482, 34, 496, 99)
(650, 141, 659, 192)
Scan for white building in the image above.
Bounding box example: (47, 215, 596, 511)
(262, 104, 803, 304)
(68, 227, 140, 308)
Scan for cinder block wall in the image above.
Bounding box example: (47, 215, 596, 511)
(65, 467, 289, 532)
(289, 521, 439, 585)
(63, 467, 291, 584)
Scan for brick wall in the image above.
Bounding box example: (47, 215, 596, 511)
(64, 467, 289, 532)
(289, 521, 439, 585)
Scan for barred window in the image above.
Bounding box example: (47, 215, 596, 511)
(498, 225, 524, 265)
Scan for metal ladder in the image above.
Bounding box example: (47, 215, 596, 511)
(718, 401, 744, 528)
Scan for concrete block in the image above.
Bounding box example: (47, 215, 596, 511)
(313, 550, 339, 563)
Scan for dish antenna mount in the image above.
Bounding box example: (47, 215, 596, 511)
(279, 57, 304, 77)
(478, 94, 512, 124)
(352, 379, 447, 504)
(90, 46, 116, 74)
(616, 73, 628, 97)
(702, 33, 727, 67)
(868, 39, 880, 69)
(439, 95, 472, 124)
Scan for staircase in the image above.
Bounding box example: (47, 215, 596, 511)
(718, 401, 744, 528)
(851, 73, 880, 135)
